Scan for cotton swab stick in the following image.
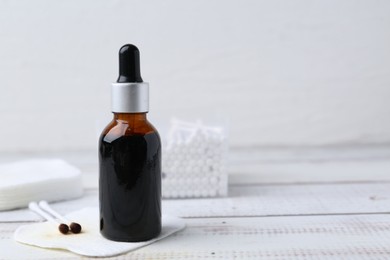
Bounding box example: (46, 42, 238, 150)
(38, 200, 82, 234)
(28, 202, 69, 234)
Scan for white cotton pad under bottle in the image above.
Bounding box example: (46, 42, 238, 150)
(0, 159, 83, 211)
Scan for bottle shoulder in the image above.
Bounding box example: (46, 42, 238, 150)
(100, 118, 160, 144)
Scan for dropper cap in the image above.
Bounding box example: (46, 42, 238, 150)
(117, 44, 143, 83)
(111, 44, 149, 113)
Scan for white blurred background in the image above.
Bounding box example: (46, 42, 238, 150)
(0, 0, 389, 152)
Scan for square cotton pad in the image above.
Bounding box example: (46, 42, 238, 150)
(0, 159, 83, 211)
(14, 207, 186, 257)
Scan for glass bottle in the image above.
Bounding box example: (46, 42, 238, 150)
(99, 44, 161, 242)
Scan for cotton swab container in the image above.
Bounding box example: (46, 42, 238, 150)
(162, 119, 228, 198)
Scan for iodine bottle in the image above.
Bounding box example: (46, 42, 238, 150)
(99, 44, 161, 242)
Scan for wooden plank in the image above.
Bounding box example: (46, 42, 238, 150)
(228, 145, 390, 164)
(229, 160, 390, 184)
(0, 190, 98, 222)
(133, 214, 390, 259)
(1, 183, 390, 222)
(1, 146, 390, 186)
(1, 214, 390, 259)
(163, 182, 390, 218)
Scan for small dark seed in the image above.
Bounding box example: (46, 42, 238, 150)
(59, 223, 69, 234)
(70, 222, 82, 234)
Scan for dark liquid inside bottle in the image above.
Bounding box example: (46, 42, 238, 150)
(99, 130, 161, 242)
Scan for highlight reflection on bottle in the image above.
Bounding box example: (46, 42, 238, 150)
(99, 44, 161, 242)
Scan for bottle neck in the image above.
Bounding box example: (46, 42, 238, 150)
(111, 112, 154, 135)
(113, 113, 147, 122)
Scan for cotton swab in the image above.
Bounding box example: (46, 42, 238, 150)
(38, 200, 82, 234)
(28, 201, 69, 234)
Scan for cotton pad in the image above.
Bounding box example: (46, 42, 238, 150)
(0, 159, 83, 211)
(14, 207, 185, 257)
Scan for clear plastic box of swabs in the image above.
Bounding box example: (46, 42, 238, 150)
(162, 119, 228, 198)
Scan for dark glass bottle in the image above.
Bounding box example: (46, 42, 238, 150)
(99, 44, 161, 242)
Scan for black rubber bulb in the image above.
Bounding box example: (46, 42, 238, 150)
(117, 44, 143, 83)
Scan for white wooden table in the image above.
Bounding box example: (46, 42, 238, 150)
(1, 147, 390, 259)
